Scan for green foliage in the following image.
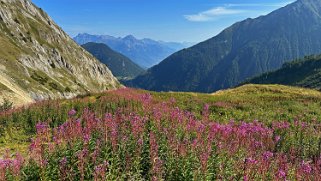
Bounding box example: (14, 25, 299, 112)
(246, 54, 321, 90)
(2, 86, 321, 180)
(0, 98, 13, 112)
(0, 91, 144, 153)
(2, 84, 321, 155)
(30, 71, 48, 85)
(65, 86, 71, 92)
(153, 84, 321, 123)
(48, 82, 64, 92)
(30, 71, 67, 92)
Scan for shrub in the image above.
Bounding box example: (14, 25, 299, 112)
(0, 98, 13, 112)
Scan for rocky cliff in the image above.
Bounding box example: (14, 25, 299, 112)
(0, 0, 120, 106)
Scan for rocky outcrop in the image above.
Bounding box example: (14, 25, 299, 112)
(0, 0, 120, 106)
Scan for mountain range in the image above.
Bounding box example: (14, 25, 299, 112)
(245, 54, 321, 90)
(82, 42, 144, 79)
(0, 0, 119, 105)
(128, 0, 321, 93)
(73, 33, 194, 69)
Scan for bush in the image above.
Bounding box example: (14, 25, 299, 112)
(0, 98, 13, 112)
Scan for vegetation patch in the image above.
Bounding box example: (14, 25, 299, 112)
(0, 86, 321, 179)
(30, 71, 48, 85)
(0, 98, 13, 112)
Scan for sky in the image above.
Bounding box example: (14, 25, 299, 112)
(32, 0, 293, 43)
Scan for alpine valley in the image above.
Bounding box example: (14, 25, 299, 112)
(3, 0, 321, 180)
(82, 42, 144, 80)
(129, 0, 321, 92)
(74, 33, 194, 69)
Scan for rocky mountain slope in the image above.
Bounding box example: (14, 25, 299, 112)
(245, 54, 321, 90)
(0, 0, 120, 106)
(129, 0, 321, 92)
(74, 33, 193, 68)
(82, 42, 144, 79)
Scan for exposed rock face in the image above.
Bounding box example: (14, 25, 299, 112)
(0, 0, 120, 106)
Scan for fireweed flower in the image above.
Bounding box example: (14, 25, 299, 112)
(12, 153, 24, 176)
(94, 162, 108, 180)
(83, 133, 90, 143)
(203, 104, 210, 120)
(246, 157, 257, 165)
(35, 122, 49, 135)
(60, 157, 67, 166)
(276, 169, 286, 179)
(4, 90, 321, 180)
(300, 161, 312, 174)
(275, 136, 281, 142)
(68, 109, 77, 117)
(244, 175, 249, 181)
(137, 138, 143, 146)
(263, 151, 274, 160)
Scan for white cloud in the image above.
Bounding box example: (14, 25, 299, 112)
(184, 7, 246, 22)
(184, 1, 294, 22)
(226, 2, 294, 8)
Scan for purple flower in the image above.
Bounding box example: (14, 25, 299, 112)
(35, 122, 48, 134)
(59, 157, 67, 166)
(263, 151, 274, 160)
(246, 157, 257, 164)
(94, 162, 108, 179)
(12, 159, 21, 170)
(68, 109, 77, 117)
(83, 134, 90, 143)
(170, 98, 176, 104)
(301, 161, 312, 174)
(277, 169, 286, 178)
(41, 159, 48, 167)
(0, 159, 11, 168)
(244, 175, 249, 181)
(138, 138, 143, 146)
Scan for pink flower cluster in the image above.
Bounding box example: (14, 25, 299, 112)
(2, 88, 321, 180)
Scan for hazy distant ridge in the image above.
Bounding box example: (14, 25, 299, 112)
(74, 33, 194, 68)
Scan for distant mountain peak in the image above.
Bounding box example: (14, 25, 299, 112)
(123, 35, 136, 41)
(73, 34, 192, 68)
(77, 33, 91, 36)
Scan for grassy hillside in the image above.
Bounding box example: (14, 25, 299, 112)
(1, 84, 321, 179)
(245, 55, 321, 90)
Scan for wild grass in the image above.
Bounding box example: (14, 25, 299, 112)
(1, 84, 321, 179)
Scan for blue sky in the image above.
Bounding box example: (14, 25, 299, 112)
(32, 0, 293, 43)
